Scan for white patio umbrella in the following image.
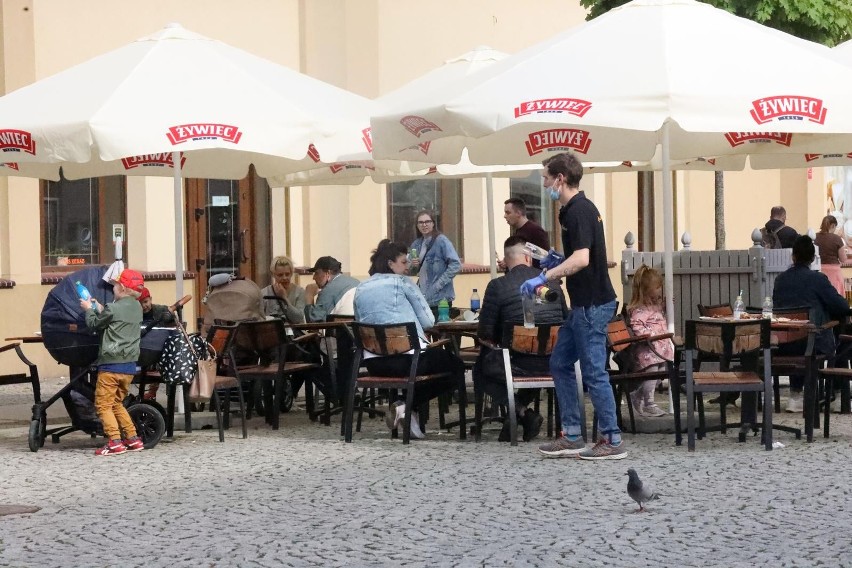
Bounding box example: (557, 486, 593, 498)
(0, 23, 377, 298)
(371, 0, 852, 327)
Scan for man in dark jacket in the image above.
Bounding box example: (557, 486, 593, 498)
(773, 235, 851, 412)
(764, 206, 799, 249)
(474, 235, 568, 441)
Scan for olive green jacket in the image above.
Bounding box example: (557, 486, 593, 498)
(85, 296, 143, 365)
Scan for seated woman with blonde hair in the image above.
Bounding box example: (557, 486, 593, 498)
(261, 255, 306, 323)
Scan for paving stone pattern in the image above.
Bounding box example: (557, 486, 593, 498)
(0, 392, 851, 567)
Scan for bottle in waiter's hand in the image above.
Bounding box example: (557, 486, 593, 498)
(533, 284, 559, 303)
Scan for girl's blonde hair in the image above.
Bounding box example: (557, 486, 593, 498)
(628, 264, 663, 311)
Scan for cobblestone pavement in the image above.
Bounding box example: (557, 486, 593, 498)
(1, 387, 852, 567)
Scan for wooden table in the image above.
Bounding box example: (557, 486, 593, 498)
(696, 316, 819, 441)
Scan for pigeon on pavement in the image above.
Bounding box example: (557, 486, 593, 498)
(626, 468, 660, 512)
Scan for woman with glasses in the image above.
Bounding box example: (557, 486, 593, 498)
(354, 239, 463, 438)
(410, 210, 462, 314)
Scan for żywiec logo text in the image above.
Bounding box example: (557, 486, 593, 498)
(0, 129, 36, 155)
(724, 132, 792, 147)
(805, 153, 852, 162)
(514, 98, 592, 118)
(525, 129, 591, 155)
(166, 123, 242, 145)
(329, 162, 375, 174)
(750, 96, 827, 125)
(400, 116, 441, 137)
(121, 153, 186, 170)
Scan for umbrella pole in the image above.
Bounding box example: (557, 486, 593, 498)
(172, 151, 184, 301)
(486, 173, 497, 279)
(172, 151, 186, 417)
(662, 121, 675, 333)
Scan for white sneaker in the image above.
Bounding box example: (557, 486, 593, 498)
(409, 412, 426, 439)
(786, 393, 803, 413)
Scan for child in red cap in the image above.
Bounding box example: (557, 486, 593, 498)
(80, 268, 146, 456)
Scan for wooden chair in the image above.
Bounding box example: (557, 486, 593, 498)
(818, 333, 852, 438)
(682, 318, 774, 451)
(605, 315, 675, 434)
(0, 342, 40, 404)
(491, 323, 559, 446)
(344, 322, 466, 445)
(206, 324, 246, 442)
(231, 319, 320, 430)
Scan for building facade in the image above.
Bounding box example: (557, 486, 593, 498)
(0, 0, 828, 377)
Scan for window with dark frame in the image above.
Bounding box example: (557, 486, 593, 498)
(41, 175, 127, 270)
(509, 169, 556, 247)
(387, 178, 464, 258)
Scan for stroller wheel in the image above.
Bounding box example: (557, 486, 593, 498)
(28, 415, 46, 452)
(127, 403, 165, 449)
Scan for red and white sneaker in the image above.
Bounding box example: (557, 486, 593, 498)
(95, 440, 127, 456)
(123, 436, 144, 452)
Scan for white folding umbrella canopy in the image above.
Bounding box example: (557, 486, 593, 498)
(371, 0, 852, 327)
(0, 23, 378, 297)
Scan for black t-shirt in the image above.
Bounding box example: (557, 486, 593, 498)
(558, 191, 616, 308)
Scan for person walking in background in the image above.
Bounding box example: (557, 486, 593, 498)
(262, 255, 306, 323)
(409, 210, 462, 313)
(80, 269, 147, 456)
(502, 197, 550, 269)
(524, 152, 626, 461)
(815, 215, 848, 296)
(763, 205, 799, 249)
(626, 265, 674, 418)
(354, 239, 463, 439)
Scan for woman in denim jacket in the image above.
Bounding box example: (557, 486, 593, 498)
(354, 239, 464, 438)
(410, 210, 462, 310)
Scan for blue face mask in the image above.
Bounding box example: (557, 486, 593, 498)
(548, 187, 560, 201)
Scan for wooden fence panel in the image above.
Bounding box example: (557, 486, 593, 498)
(620, 234, 794, 335)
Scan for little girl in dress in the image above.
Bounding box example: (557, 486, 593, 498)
(627, 265, 675, 418)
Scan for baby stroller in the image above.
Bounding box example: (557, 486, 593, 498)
(29, 266, 171, 452)
(203, 276, 305, 415)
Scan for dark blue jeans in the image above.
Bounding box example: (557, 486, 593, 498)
(550, 300, 621, 444)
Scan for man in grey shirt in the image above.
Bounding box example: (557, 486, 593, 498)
(304, 256, 359, 322)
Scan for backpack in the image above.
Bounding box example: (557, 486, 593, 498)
(760, 227, 782, 249)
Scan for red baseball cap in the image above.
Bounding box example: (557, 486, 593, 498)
(138, 287, 151, 302)
(116, 269, 145, 293)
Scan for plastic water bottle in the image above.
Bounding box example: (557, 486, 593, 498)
(523, 242, 548, 260)
(762, 296, 773, 320)
(76, 281, 97, 309)
(733, 295, 745, 320)
(437, 299, 450, 322)
(470, 289, 480, 312)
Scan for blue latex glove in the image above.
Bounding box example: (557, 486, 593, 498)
(539, 249, 565, 270)
(520, 272, 548, 298)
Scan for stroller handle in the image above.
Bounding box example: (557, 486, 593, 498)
(168, 295, 192, 313)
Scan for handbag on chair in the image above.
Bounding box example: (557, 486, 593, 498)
(176, 322, 217, 403)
